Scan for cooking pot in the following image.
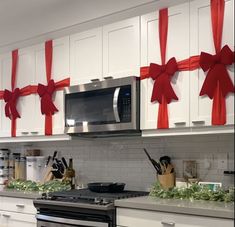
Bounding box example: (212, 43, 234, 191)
(87, 182, 125, 193)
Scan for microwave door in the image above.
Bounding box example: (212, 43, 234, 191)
(113, 87, 121, 123)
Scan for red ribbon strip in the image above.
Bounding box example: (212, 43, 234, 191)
(146, 8, 180, 129)
(140, 55, 200, 80)
(199, 0, 234, 125)
(37, 40, 70, 136)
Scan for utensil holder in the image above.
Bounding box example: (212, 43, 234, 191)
(157, 173, 175, 189)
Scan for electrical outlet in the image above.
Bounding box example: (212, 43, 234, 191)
(217, 153, 228, 170)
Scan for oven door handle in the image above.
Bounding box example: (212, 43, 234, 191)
(36, 214, 109, 227)
(113, 87, 121, 123)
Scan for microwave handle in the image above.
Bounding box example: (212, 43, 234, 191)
(113, 87, 121, 122)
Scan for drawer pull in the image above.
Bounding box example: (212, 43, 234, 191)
(3, 214, 11, 218)
(16, 204, 25, 208)
(192, 120, 205, 124)
(161, 221, 175, 226)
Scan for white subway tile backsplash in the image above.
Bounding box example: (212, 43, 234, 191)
(2, 134, 234, 190)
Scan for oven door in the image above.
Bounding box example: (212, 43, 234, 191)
(37, 215, 109, 227)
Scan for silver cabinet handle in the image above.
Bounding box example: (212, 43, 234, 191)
(30, 131, 39, 134)
(103, 76, 113, 80)
(21, 132, 29, 135)
(192, 120, 205, 124)
(90, 78, 100, 82)
(16, 204, 25, 208)
(161, 221, 175, 226)
(113, 87, 121, 123)
(174, 121, 186, 125)
(2, 214, 11, 218)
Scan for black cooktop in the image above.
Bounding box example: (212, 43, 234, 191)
(48, 189, 148, 202)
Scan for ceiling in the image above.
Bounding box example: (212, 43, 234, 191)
(0, 0, 188, 50)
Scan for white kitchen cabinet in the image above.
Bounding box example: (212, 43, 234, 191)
(34, 36, 70, 135)
(15, 46, 36, 137)
(0, 196, 37, 227)
(140, 3, 190, 130)
(0, 53, 11, 137)
(117, 208, 234, 227)
(189, 0, 234, 127)
(103, 17, 140, 79)
(70, 28, 102, 85)
(0, 211, 36, 227)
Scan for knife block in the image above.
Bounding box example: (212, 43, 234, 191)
(157, 172, 175, 189)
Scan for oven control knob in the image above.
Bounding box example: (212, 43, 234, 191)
(94, 197, 102, 204)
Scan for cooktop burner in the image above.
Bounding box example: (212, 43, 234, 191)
(40, 189, 148, 206)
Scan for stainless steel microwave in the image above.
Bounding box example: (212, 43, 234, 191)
(64, 76, 140, 136)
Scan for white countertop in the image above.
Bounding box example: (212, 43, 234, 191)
(115, 196, 234, 219)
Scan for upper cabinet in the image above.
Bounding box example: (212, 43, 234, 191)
(0, 53, 11, 137)
(190, 0, 234, 127)
(140, 3, 190, 130)
(70, 28, 102, 85)
(34, 36, 70, 135)
(70, 17, 140, 84)
(103, 17, 140, 79)
(16, 46, 36, 137)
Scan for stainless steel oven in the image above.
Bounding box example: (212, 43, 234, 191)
(64, 76, 140, 136)
(37, 215, 109, 227)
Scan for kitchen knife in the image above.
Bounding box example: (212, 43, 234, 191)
(143, 148, 162, 174)
(61, 157, 68, 169)
(55, 158, 65, 174)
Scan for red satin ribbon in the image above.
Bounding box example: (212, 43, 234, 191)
(38, 40, 70, 136)
(199, 0, 234, 125)
(147, 8, 180, 129)
(149, 58, 178, 104)
(140, 55, 200, 80)
(3, 88, 21, 119)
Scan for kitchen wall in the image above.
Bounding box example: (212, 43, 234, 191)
(3, 133, 234, 191)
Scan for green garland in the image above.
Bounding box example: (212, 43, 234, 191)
(7, 179, 71, 193)
(150, 183, 234, 203)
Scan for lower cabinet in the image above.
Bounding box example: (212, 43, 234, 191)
(0, 196, 37, 227)
(0, 211, 36, 227)
(116, 208, 233, 227)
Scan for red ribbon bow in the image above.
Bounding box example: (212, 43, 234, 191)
(37, 79, 58, 116)
(149, 57, 179, 104)
(199, 45, 234, 99)
(3, 88, 21, 120)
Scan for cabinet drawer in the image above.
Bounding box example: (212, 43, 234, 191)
(117, 208, 233, 227)
(0, 210, 36, 227)
(1, 196, 37, 214)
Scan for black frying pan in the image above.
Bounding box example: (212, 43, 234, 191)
(87, 182, 125, 193)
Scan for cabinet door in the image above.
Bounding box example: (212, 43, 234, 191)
(70, 28, 102, 85)
(0, 53, 11, 137)
(35, 36, 70, 135)
(190, 0, 234, 127)
(117, 208, 234, 227)
(103, 17, 140, 79)
(15, 46, 36, 136)
(140, 3, 190, 130)
(0, 211, 36, 227)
